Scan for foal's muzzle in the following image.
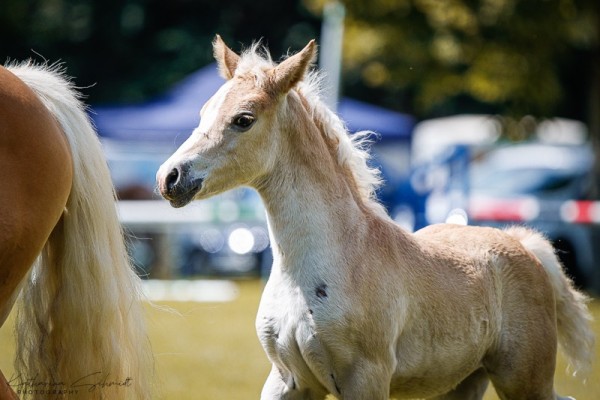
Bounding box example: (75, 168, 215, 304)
(157, 163, 203, 208)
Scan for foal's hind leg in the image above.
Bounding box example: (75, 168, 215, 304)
(485, 327, 558, 400)
(484, 303, 558, 398)
(431, 368, 489, 400)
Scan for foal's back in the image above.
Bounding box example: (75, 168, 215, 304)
(412, 223, 555, 327)
(413, 223, 552, 298)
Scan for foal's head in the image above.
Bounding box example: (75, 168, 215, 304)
(157, 35, 316, 207)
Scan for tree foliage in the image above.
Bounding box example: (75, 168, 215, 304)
(305, 0, 599, 122)
(0, 0, 320, 104)
(2, 0, 598, 128)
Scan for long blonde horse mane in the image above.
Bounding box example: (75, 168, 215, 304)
(234, 44, 386, 215)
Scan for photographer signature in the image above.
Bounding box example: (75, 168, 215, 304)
(9, 372, 133, 393)
(72, 372, 133, 392)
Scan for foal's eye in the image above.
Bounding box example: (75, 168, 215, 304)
(231, 113, 256, 131)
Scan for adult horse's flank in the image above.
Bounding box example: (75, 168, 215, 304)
(157, 36, 594, 400)
(0, 63, 152, 399)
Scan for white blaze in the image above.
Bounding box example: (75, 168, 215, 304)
(157, 81, 232, 180)
(197, 80, 232, 134)
(165, 81, 233, 162)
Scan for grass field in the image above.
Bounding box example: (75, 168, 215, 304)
(1, 279, 599, 399)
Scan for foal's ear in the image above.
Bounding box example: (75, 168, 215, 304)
(213, 34, 240, 80)
(271, 39, 317, 94)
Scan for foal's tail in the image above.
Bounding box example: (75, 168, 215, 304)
(9, 63, 153, 399)
(505, 226, 595, 376)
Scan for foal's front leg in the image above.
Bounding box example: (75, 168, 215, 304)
(261, 365, 327, 400)
(336, 359, 393, 400)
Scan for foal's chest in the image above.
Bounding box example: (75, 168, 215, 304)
(256, 278, 342, 390)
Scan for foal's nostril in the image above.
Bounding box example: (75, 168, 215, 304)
(165, 167, 180, 192)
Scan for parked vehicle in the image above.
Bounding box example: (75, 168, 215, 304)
(398, 116, 600, 292)
(467, 142, 598, 289)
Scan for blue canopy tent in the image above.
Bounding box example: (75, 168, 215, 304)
(90, 63, 415, 204)
(90, 63, 414, 145)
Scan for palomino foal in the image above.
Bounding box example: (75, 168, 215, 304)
(157, 36, 594, 400)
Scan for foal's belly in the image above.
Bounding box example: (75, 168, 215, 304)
(391, 362, 483, 399)
(390, 317, 492, 398)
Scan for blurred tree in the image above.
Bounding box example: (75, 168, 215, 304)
(2, 0, 598, 139)
(0, 0, 320, 103)
(304, 0, 599, 127)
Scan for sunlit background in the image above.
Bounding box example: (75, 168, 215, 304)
(1, 0, 600, 398)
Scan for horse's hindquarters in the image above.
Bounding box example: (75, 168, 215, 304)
(0, 66, 73, 321)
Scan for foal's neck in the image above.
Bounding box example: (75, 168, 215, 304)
(255, 94, 377, 278)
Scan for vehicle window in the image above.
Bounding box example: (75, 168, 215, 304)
(471, 168, 575, 195)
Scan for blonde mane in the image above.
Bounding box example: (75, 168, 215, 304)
(236, 45, 385, 214)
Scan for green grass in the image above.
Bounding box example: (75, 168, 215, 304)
(1, 280, 599, 399)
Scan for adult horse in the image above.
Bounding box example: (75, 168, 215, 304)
(157, 36, 594, 400)
(0, 63, 152, 399)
